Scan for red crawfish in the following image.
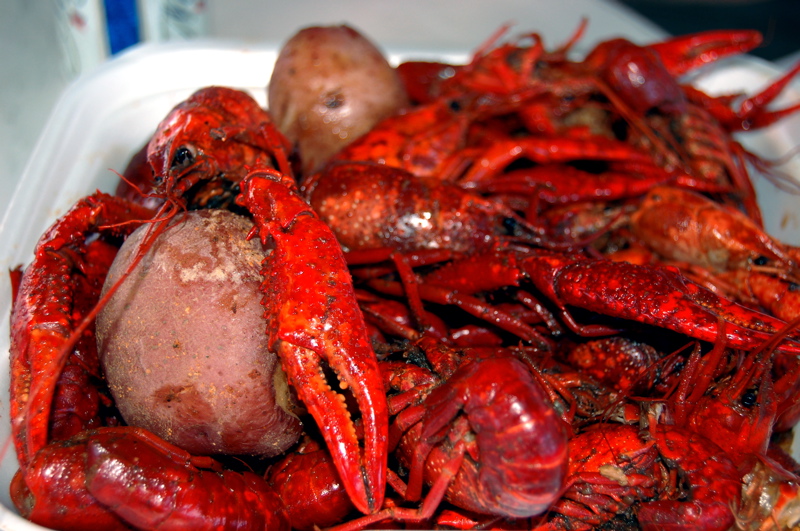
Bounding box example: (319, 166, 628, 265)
(141, 87, 388, 515)
(8, 169, 390, 527)
(10, 427, 355, 531)
(585, 35, 800, 223)
(8, 194, 152, 468)
(399, 27, 800, 221)
(664, 313, 800, 458)
(396, 26, 764, 141)
(331, 338, 568, 529)
(145, 85, 294, 209)
(116, 86, 294, 212)
(8, 86, 389, 528)
(396, 26, 761, 105)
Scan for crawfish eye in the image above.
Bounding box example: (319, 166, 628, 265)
(502, 217, 518, 235)
(753, 255, 770, 266)
(171, 146, 195, 169)
(447, 99, 462, 112)
(741, 389, 758, 407)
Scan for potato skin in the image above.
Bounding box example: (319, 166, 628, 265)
(96, 209, 302, 457)
(268, 25, 409, 174)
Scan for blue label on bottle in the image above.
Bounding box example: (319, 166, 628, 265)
(104, 0, 140, 54)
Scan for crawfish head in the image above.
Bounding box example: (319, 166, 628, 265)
(147, 86, 292, 203)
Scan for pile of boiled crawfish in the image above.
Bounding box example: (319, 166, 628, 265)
(9, 21, 800, 531)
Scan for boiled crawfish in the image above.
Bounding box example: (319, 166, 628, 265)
(8, 86, 388, 529)
(10, 21, 800, 531)
(12, 427, 355, 531)
(394, 26, 800, 223)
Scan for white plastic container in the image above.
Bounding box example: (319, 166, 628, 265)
(1, 35, 800, 531)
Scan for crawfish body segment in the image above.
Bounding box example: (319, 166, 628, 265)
(14, 427, 292, 531)
(10, 430, 130, 531)
(237, 168, 388, 514)
(331, 99, 470, 179)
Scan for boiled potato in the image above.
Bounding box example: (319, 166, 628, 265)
(268, 25, 409, 174)
(96, 209, 302, 456)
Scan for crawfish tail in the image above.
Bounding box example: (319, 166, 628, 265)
(404, 356, 569, 518)
(85, 427, 290, 531)
(10, 430, 130, 531)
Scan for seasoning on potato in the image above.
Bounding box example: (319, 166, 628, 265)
(96, 209, 303, 456)
(268, 24, 409, 174)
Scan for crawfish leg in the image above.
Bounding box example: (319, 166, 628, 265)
(237, 169, 388, 515)
(735, 60, 800, 129)
(460, 136, 654, 185)
(9, 193, 151, 467)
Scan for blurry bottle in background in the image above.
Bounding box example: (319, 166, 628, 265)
(138, 0, 209, 43)
(55, 0, 109, 76)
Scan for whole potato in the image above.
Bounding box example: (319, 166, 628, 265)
(268, 25, 409, 174)
(96, 209, 303, 456)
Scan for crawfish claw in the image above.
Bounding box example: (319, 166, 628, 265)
(649, 29, 763, 76)
(237, 169, 389, 514)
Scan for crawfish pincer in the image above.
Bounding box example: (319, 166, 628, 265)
(237, 167, 388, 514)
